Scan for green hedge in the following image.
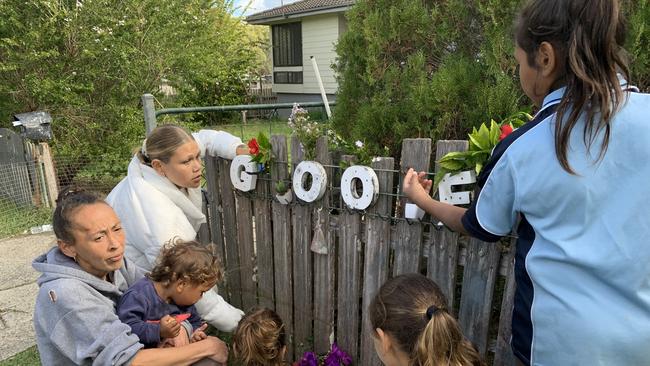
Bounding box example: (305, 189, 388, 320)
(332, 0, 650, 158)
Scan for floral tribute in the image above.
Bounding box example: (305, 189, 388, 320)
(433, 111, 532, 187)
(247, 132, 273, 173)
(288, 103, 323, 160)
(294, 343, 352, 366)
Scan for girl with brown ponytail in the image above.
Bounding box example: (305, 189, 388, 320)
(403, 0, 650, 365)
(369, 273, 484, 366)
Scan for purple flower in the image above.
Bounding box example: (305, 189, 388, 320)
(296, 351, 319, 366)
(324, 343, 352, 366)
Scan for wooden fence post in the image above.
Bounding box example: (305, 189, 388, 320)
(360, 156, 395, 366)
(235, 179, 257, 310)
(313, 136, 336, 355)
(39, 143, 58, 207)
(337, 155, 363, 362)
(271, 135, 294, 358)
(458, 237, 502, 356)
(254, 169, 275, 309)
(427, 140, 468, 309)
(291, 136, 313, 355)
(394, 138, 432, 275)
(218, 158, 243, 308)
(494, 237, 518, 366)
(204, 156, 225, 249)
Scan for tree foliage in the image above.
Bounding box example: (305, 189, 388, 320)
(332, 0, 650, 158)
(0, 0, 267, 178)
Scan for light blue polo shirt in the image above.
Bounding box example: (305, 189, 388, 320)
(462, 85, 650, 365)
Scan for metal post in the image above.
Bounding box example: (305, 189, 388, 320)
(142, 94, 157, 135)
(310, 56, 332, 119)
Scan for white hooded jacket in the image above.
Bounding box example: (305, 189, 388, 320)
(106, 129, 244, 332)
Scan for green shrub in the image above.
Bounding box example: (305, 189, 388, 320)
(333, 0, 650, 159)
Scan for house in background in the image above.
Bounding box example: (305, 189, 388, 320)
(246, 0, 354, 114)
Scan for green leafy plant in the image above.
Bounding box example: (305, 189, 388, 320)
(433, 111, 532, 187)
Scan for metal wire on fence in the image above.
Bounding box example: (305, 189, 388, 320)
(0, 155, 123, 239)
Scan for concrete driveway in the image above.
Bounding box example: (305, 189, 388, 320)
(0, 233, 56, 361)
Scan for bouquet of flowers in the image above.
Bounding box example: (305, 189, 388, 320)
(433, 111, 532, 187)
(289, 103, 324, 160)
(248, 132, 273, 173)
(294, 343, 352, 366)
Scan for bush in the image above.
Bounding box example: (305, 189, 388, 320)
(0, 0, 267, 177)
(332, 0, 650, 159)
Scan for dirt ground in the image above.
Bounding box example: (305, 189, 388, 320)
(0, 233, 56, 361)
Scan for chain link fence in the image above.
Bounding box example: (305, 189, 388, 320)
(0, 154, 122, 239)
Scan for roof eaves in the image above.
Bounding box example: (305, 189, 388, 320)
(246, 4, 351, 24)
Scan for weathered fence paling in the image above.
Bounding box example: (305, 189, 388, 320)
(312, 136, 336, 355)
(336, 155, 363, 362)
(360, 156, 395, 366)
(217, 158, 243, 308)
(427, 140, 468, 309)
(202, 138, 517, 366)
(393, 139, 432, 275)
(269, 135, 295, 359)
(291, 135, 314, 355)
(253, 174, 275, 310)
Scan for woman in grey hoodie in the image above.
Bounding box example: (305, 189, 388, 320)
(33, 188, 228, 365)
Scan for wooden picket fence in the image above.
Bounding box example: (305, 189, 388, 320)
(200, 135, 517, 366)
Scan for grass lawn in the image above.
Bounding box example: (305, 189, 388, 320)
(0, 199, 52, 239)
(0, 346, 40, 366)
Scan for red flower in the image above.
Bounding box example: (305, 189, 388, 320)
(248, 138, 260, 155)
(499, 124, 514, 141)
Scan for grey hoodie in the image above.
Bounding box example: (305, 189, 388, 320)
(33, 247, 145, 365)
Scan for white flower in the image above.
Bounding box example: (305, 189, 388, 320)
(355, 140, 364, 148)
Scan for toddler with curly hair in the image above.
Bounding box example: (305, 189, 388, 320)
(118, 238, 222, 349)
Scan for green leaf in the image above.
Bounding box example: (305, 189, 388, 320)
(257, 132, 270, 149)
(489, 119, 501, 145)
(439, 159, 464, 171)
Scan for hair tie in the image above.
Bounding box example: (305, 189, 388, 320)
(426, 305, 439, 320)
(141, 138, 149, 159)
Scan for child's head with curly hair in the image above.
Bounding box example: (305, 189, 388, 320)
(147, 238, 222, 306)
(232, 308, 286, 366)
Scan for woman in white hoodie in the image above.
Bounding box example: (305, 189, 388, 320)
(107, 124, 247, 331)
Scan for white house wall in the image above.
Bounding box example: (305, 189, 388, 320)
(273, 13, 340, 94)
(302, 14, 339, 94)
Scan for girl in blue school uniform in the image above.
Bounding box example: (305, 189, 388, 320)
(403, 0, 650, 365)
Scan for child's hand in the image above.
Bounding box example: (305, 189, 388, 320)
(160, 314, 181, 339)
(191, 323, 209, 342)
(403, 168, 432, 204)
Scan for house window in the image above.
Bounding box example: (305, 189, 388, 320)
(273, 71, 303, 84)
(272, 22, 302, 67)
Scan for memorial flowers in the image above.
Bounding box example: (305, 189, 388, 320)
(294, 343, 352, 366)
(433, 111, 532, 187)
(248, 132, 273, 173)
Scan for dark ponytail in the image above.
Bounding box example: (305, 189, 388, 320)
(53, 186, 105, 244)
(515, 0, 629, 174)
